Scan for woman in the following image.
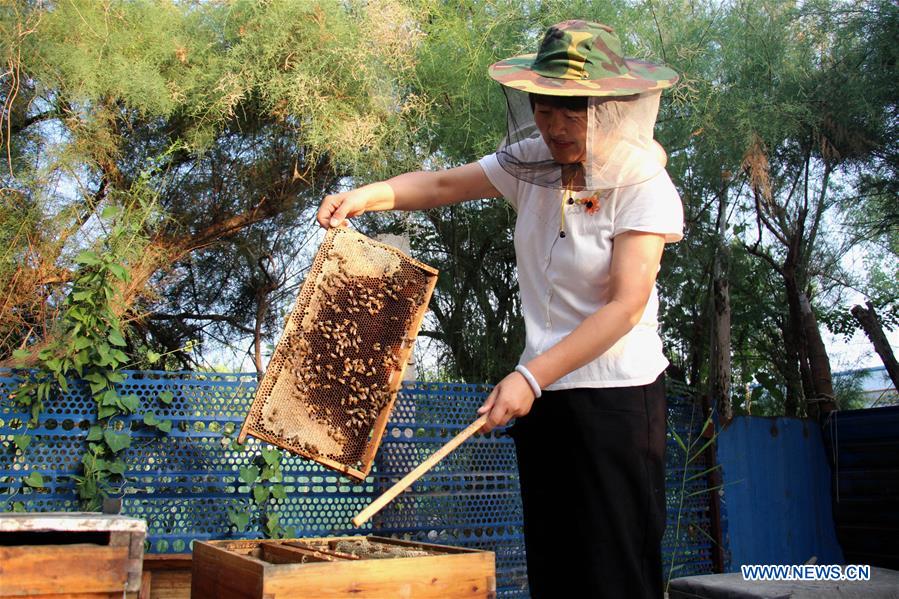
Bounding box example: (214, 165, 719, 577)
(318, 20, 682, 598)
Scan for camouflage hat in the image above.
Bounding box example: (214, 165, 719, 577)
(489, 20, 678, 97)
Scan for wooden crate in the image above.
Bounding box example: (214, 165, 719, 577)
(191, 536, 495, 598)
(138, 554, 192, 599)
(0, 512, 145, 598)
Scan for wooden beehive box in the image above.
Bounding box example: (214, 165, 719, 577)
(139, 553, 192, 599)
(0, 512, 145, 598)
(239, 227, 438, 481)
(191, 536, 495, 598)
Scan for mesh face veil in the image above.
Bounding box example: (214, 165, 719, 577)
(495, 87, 664, 191)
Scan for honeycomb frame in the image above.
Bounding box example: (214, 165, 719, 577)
(238, 227, 438, 481)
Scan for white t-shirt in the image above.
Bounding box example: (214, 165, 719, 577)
(478, 150, 684, 390)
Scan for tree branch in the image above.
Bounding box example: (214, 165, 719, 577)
(148, 312, 255, 335)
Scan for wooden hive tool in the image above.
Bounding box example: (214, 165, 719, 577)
(352, 414, 489, 527)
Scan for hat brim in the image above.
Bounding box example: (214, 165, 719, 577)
(489, 53, 678, 97)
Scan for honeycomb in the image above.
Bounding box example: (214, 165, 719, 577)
(238, 227, 438, 480)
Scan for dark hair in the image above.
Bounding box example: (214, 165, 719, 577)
(528, 93, 588, 111)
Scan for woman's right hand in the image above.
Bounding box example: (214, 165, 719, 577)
(317, 189, 371, 229)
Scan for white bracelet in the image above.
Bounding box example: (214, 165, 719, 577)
(515, 365, 542, 398)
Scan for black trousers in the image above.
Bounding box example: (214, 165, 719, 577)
(509, 375, 667, 599)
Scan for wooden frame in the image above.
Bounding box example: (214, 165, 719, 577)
(191, 536, 495, 598)
(238, 228, 438, 481)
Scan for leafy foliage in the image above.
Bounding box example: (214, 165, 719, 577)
(228, 445, 295, 539)
(8, 196, 179, 509)
(1, 0, 895, 415)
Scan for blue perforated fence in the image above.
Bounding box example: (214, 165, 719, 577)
(1, 370, 717, 596)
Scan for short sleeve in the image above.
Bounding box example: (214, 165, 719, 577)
(478, 153, 522, 211)
(612, 170, 684, 243)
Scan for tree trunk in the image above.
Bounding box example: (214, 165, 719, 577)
(710, 272, 732, 422)
(781, 267, 807, 416)
(799, 291, 836, 418)
(851, 302, 899, 392)
(709, 193, 733, 422)
(688, 304, 707, 390)
(253, 289, 269, 377)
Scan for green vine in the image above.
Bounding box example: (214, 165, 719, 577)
(228, 445, 295, 539)
(3, 430, 47, 512)
(8, 199, 172, 511)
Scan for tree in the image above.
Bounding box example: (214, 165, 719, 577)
(1, 0, 428, 368)
(2, 0, 894, 407)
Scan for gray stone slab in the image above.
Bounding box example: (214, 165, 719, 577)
(669, 568, 899, 599)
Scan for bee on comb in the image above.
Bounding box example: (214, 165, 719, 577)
(238, 228, 438, 480)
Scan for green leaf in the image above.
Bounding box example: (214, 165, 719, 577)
(158, 390, 174, 405)
(12, 501, 25, 512)
(253, 486, 270, 504)
(143, 412, 159, 426)
(97, 343, 111, 362)
(12, 349, 30, 361)
(106, 372, 125, 384)
(239, 466, 259, 485)
(686, 464, 723, 483)
(101, 205, 121, 219)
(75, 251, 101, 266)
(669, 427, 687, 453)
(45, 358, 61, 371)
(107, 460, 127, 475)
(120, 394, 140, 413)
(68, 306, 87, 322)
(71, 290, 93, 302)
(24, 472, 45, 488)
(56, 373, 69, 394)
(98, 405, 118, 419)
(284, 526, 296, 539)
(265, 513, 280, 534)
(103, 430, 131, 453)
(271, 484, 287, 500)
(157, 420, 172, 433)
(108, 329, 127, 347)
(101, 389, 119, 406)
(85, 371, 106, 384)
(107, 263, 130, 282)
(228, 510, 250, 532)
(87, 425, 103, 441)
(261, 446, 281, 467)
(13, 434, 32, 451)
(147, 350, 161, 364)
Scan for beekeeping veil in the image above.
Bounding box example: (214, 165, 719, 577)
(488, 20, 679, 191)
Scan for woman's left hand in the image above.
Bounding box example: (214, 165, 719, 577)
(477, 370, 536, 433)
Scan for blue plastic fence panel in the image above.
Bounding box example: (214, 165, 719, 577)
(0, 371, 522, 595)
(822, 405, 899, 569)
(369, 382, 528, 597)
(1, 370, 716, 598)
(664, 387, 724, 579)
(717, 416, 844, 570)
